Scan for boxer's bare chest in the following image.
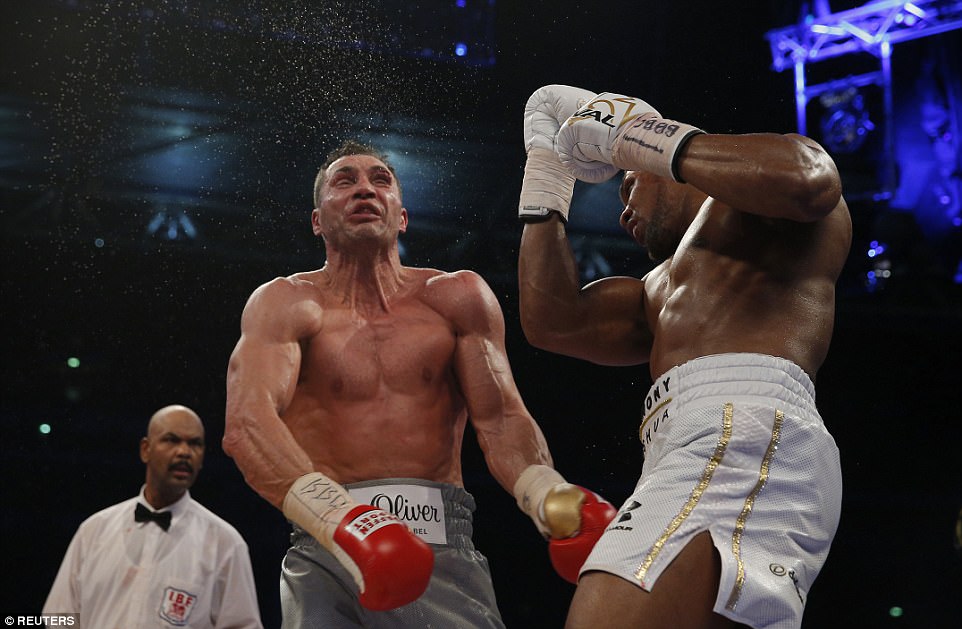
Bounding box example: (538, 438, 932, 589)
(300, 299, 458, 400)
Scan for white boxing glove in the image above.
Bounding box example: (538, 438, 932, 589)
(519, 85, 601, 222)
(556, 92, 659, 183)
(524, 84, 597, 154)
(557, 92, 705, 183)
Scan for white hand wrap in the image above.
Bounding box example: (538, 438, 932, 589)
(283, 472, 367, 588)
(513, 464, 567, 538)
(519, 148, 576, 222)
(519, 85, 597, 222)
(613, 116, 705, 182)
(282, 472, 357, 549)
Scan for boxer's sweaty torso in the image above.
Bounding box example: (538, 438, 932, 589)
(280, 266, 472, 486)
(642, 196, 851, 382)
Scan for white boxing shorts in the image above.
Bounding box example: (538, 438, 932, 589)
(581, 353, 842, 629)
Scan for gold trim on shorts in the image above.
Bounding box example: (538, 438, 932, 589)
(725, 408, 784, 611)
(639, 397, 673, 440)
(635, 403, 734, 584)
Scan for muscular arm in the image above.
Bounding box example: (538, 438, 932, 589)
(223, 278, 317, 509)
(518, 215, 652, 366)
(442, 271, 554, 494)
(677, 132, 843, 222)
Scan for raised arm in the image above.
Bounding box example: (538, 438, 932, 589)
(223, 277, 317, 509)
(519, 219, 652, 365)
(516, 86, 653, 366)
(556, 90, 843, 222)
(676, 132, 843, 222)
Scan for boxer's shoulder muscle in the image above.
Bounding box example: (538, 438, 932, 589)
(422, 269, 502, 335)
(243, 272, 324, 340)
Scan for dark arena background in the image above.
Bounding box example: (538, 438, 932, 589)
(2, 1, 961, 627)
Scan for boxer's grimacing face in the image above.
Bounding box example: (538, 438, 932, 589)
(312, 154, 408, 246)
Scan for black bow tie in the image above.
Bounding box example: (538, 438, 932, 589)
(135, 503, 172, 531)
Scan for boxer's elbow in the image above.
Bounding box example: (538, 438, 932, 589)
(784, 137, 843, 222)
(520, 288, 602, 358)
(221, 417, 286, 509)
(221, 415, 246, 462)
(522, 317, 598, 363)
(792, 166, 841, 222)
(520, 314, 557, 352)
(222, 402, 257, 463)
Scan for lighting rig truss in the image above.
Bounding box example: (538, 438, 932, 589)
(766, 0, 962, 136)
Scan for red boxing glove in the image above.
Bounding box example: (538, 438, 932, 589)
(332, 505, 435, 611)
(546, 487, 617, 584)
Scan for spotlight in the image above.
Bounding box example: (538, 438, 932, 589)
(867, 240, 886, 258)
(146, 208, 198, 241)
(819, 88, 875, 154)
(864, 239, 892, 293)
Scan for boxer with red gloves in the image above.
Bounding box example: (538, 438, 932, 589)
(225, 137, 582, 628)
(514, 465, 616, 583)
(282, 472, 433, 611)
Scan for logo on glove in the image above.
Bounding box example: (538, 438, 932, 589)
(344, 510, 404, 541)
(567, 96, 645, 130)
(634, 118, 683, 137)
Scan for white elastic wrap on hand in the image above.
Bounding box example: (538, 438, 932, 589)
(613, 117, 705, 182)
(519, 148, 577, 222)
(513, 464, 566, 537)
(282, 472, 365, 589)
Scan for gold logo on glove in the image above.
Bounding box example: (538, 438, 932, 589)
(567, 96, 642, 130)
(542, 484, 586, 538)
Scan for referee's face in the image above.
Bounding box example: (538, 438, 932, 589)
(141, 408, 205, 505)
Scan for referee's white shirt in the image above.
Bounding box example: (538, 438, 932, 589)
(43, 488, 262, 628)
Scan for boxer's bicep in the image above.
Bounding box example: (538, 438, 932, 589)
(532, 275, 651, 366)
(224, 282, 315, 507)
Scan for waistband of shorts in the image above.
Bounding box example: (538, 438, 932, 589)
(649, 353, 816, 410)
(291, 478, 477, 548)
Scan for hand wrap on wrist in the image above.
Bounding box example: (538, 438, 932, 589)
(519, 148, 577, 222)
(613, 116, 705, 182)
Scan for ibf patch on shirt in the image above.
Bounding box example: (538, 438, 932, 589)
(158, 586, 197, 626)
(349, 484, 447, 544)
